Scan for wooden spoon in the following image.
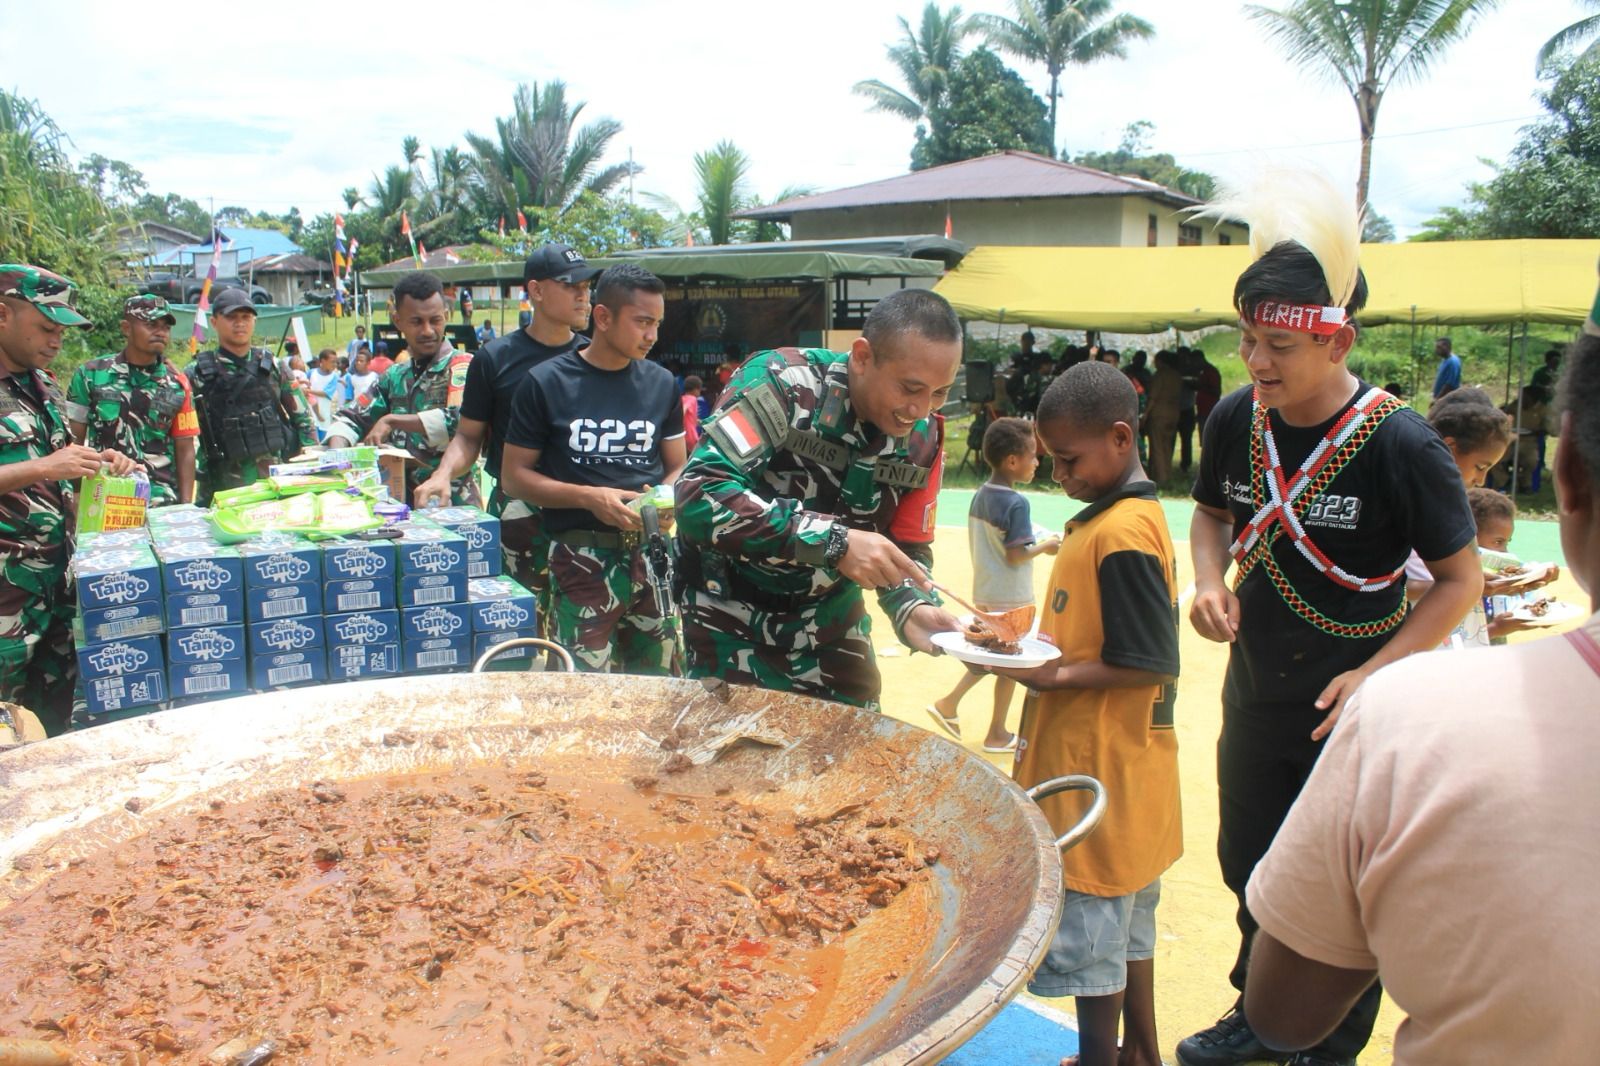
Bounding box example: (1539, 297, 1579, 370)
(917, 566, 1035, 642)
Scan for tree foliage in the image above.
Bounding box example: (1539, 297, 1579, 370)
(974, 0, 1154, 153)
(1245, 0, 1501, 212)
(1537, 0, 1600, 72)
(1414, 52, 1600, 239)
(470, 192, 673, 259)
(911, 47, 1051, 170)
(1072, 120, 1218, 198)
(853, 3, 973, 125)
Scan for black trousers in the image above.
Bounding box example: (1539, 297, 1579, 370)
(1217, 699, 1382, 1059)
(1179, 409, 1197, 471)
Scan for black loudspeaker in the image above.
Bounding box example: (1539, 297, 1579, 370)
(965, 360, 995, 404)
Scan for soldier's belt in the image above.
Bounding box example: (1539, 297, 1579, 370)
(550, 528, 641, 552)
(679, 546, 836, 614)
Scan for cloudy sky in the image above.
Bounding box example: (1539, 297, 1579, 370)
(2, 0, 1588, 238)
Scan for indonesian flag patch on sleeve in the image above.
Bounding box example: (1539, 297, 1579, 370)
(709, 402, 767, 463)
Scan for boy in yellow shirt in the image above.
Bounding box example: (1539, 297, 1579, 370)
(990, 360, 1182, 1066)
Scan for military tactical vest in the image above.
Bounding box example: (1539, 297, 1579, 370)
(190, 348, 292, 464)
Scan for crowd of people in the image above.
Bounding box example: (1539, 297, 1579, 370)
(1, 160, 1598, 1065)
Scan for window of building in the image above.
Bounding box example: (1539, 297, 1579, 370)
(1148, 214, 1159, 247)
(1179, 224, 1203, 247)
(1218, 232, 1232, 246)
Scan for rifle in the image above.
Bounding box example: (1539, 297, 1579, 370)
(638, 501, 684, 672)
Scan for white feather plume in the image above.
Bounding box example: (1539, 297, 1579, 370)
(1188, 166, 1363, 308)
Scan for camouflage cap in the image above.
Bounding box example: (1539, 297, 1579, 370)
(0, 263, 92, 328)
(123, 294, 177, 325)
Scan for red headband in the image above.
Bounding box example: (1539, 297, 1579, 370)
(1251, 300, 1348, 337)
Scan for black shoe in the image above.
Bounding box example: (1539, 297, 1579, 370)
(1175, 1007, 1292, 1066)
(1285, 1054, 1355, 1066)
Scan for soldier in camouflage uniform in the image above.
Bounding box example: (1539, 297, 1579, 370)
(325, 271, 478, 506)
(187, 287, 317, 497)
(675, 289, 964, 708)
(0, 265, 140, 734)
(64, 295, 199, 506)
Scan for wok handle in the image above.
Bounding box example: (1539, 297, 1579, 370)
(1024, 774, 1108, 853)
(471, 637, 576, 674)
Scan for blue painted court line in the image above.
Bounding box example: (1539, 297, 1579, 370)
(946, 995, 1079, 1065)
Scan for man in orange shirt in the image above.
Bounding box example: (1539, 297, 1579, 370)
(991, 360, 1181, 1066)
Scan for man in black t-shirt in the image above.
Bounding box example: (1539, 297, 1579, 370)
(501, 263, 685, 675)
(1178, 194, 1482, 1066)
(415, 244, 599, 623)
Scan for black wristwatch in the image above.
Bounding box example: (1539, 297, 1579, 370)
(823, 523, 850, 568)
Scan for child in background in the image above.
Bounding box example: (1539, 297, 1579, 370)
(990, 363, 1181, 1066)
(928, 417, 1060, 751)
(681, 375, 704, 451)
(1467, 487, 1561, 643)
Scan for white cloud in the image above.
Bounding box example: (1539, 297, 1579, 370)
(2, 0, 1587, 237)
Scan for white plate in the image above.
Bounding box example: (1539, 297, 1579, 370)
(931, 630, 1062, 668)
(1507, 599, 1584, 626)
(1494, 561, 1557, 589)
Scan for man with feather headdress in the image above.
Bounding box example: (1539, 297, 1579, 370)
(1180, 170, 1483, 1066)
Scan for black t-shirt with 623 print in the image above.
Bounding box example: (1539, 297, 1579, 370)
(504, 350, 684, 534)
(1193, 381, 1476, 707)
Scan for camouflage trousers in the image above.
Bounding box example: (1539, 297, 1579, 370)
(489, 487, 549, 638)
(0, 574, 75, 737)
(548, 541, 676, 675)
(682, 583, 880, 709)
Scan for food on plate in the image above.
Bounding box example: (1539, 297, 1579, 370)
(964, 616, 1021, 655)
(0, 768, 940, 1064)
(1528, 597, 1551, 617)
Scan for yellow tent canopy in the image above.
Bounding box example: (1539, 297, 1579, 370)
(935, 239, 1600, 332)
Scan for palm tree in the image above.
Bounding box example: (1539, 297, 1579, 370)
(1246, 0, 1501, 213)
(465, 81, 639, 225)
(341, 187, 362, 211)
(694, 141, 752, 247)
(367, 165, 415, 259)
(852, 3, 973, 124)
(975, 0, 1154, 154)
(1538, 0, 1600, 72)
(401, 136, 422, 168)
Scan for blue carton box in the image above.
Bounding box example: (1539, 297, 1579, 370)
(250, 648, 327, 690)
(403, 634, 471, 673)
(326, 609, 399, 647)
(76, 528, 152, 552)
(328, 641, 402, 679)
(400, 570, 466, 608)
(467, 576, 537, 633)
(472, 628, 539, 669)
(77, 635, 167, 715)
(393, 520, 467, 576)
(426, 506, 500, 577)
(75, 546, 161, 612)
(80, 598, 165, 643)
(401, 602, 473, 643)
(156, 542, 243, 595)
(168, 658, 249, 701)
(147, 503, 210, 530)
(326, 577, 397, 614)
(466, 551, 502, 579)
(239, 536, 322, 587)
(248, 616, 325, 656)
(321, 536, 397, 583)
(245, 581, 322, 623)
(168, 624, 246, 664)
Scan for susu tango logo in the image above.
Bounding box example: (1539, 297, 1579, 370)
(458, 524, 492, 550)
(411, 607, 463, 637)
(86, 642, 151, 675)
(173, 559, 232, 591)
(174, 629, 237, 660)
(330, 546, 386, 578)
(332, 614, 390, 643)
(86, 571, 151, 605)
(255, 553, 313, 583)
(477, 601, 530, 630)
(259, 620, 318, 650)
(410, 543, 461, 573)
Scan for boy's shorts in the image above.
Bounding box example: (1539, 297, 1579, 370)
(1027, 879, 1161, 998)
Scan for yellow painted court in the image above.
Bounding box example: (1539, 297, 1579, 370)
(868, 521, 1588, 1064)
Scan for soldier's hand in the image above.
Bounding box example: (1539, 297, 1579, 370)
(901, 604, 961, 655)
(414, 473, 452, 510)
(99, 450, 141, 477)
(837, 529, 930, 590)
(587, 487, 643, 531)
(37, 444, 110, 482)
(360, 417, 393, 446)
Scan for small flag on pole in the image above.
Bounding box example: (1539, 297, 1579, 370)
(516, 210, 527, 233)
(417, 240, 429, 266)
(944, 209, 952, 239)
(189, 227, 226, 354)
(443, 248, 461, 265)
(402, 211, 421, 267)
(498, 216, 506, 237)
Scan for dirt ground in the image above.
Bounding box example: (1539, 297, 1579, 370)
(870, 522, 1588, 1064)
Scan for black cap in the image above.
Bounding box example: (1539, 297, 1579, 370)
(211, 287, 257, 316)
(524, 243, 600, 284)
